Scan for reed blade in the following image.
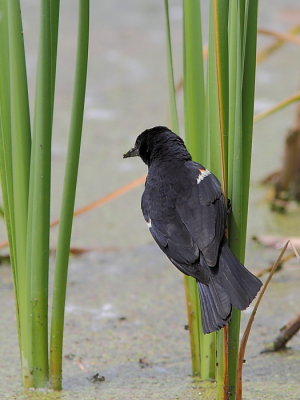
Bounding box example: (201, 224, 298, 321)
(50, 0, 89, 390)
(7, 0, 32, 386)
(164, 0, 179, 134)
(182, 0, 206, 376)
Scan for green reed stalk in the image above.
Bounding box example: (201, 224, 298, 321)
(241, 0, 259, 240)
(7, 0, 32, 386)
(226, 2, 243, 398)
(182, 0, 207, 376)
(208, 1, 230, 395)
(0, 3, 20, 359)
(210, 0, 259, 398)
(164, 0, 179, 134)
(50, 0, 89, 390)
(50, 0, 60, 109)
(25, 0, 57, 387)
(164, 0, 259, 396)
(0, 0, 15, 291)
(206, 3, 221, 176)
(212, 0, 229, 188)
(198, 23, 218, 374)
(227, 2, 258, 398)
(183, 0, 206, 158)
(0, 0, 89, 390)
(165, 0, 215, 378)
(25, 0, 60, 387)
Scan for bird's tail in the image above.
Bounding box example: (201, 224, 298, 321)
(198, 279, 232, 334)
(198, 241, 262, 334)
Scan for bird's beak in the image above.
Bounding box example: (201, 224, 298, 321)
(123, 147, 139, 158)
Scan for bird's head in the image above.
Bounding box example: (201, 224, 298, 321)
(123, 126, 191, 166)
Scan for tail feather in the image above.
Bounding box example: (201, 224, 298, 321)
(215, 242, 262, 310)
(198, 280, 231, 334)
(197, 241, 262, 334)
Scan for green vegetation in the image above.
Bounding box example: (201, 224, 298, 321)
(50, 1, 90, 389)
(164, 1, 259, 398)
(0, 0, 89, 389)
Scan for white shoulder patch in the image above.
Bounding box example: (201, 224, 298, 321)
(197, 168, 211, 184)
(146, 218, 152, 228)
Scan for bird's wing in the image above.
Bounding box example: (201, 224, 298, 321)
(141, 178, 201, 279)
(175, 162, 227, 267)
(142, 163, 226, 270)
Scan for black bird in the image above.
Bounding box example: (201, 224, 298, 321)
(123, 126, 262, 334)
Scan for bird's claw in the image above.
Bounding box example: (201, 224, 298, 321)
(227, 199, 232, 215)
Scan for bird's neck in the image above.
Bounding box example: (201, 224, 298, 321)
(149, 144, 191, 165)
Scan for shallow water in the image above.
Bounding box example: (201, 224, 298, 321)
(1, 247, 300, 400)
(1, 0, 300, 399)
